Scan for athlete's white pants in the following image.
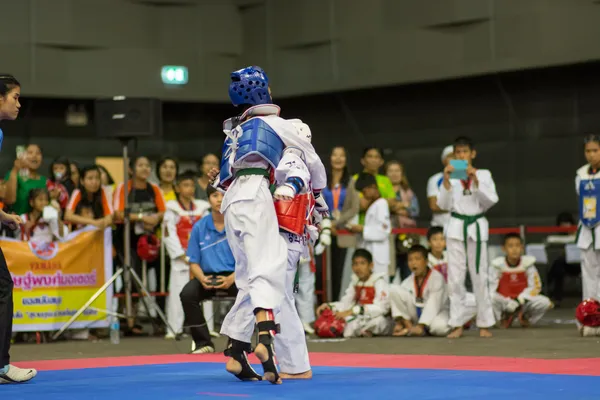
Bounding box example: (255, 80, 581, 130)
(581, 247, 600, 301)
(447, 238, 495, 328)
(220, 187, 288, 342)
(343, 315, 393, 338)
(389, 286, 451, 337)
(166, 262, 189, 335)
(492, 294, 551, 325)
(295, 256, 316, 325)
(274, 250, 311, 374)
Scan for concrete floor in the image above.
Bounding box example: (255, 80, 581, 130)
(10, 306, 599, 362)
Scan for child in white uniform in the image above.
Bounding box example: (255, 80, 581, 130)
(575, 134, 600, 306)
(490, 233, 552, 328)
(349, 173, 391, 277)
(163, 171, 210, 338)
(437, 136, 498, 338)
(390, 245, 450, 337)
(427, 227, 476, 325)
(316, 249, 393, 337)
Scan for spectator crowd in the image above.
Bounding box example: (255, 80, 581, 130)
(4, 137, 581, 347)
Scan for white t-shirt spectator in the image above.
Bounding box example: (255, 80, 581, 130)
(427, 172, 449, 227)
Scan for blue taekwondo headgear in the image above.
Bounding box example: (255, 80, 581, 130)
(228, 66, 272, 107)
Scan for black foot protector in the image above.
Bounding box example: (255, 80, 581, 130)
(256, 319, 281, 384)
(224, 339, 263, 381)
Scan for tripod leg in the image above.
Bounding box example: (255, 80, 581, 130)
(52, 268, 124, 340)
(129, 266, 178, 338)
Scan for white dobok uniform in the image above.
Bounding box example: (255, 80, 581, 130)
(437, 169, 498, 328)
(162, 199, 210, 335)
(428, 251, 476, 323)
(219, 105, 327, 351)
(427, 171, 450, 228)
(489, 255, 552, 325)
(17, 213, 69, 244)
(575, 164, 600, 303)
(389, 268, 451, 336)
(357, 198, 392, 276)
(272, 142, 325, 375)
(329, 272, 393, 337)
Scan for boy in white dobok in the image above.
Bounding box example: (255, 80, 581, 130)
(576, 134, 600, 308)
(348, 173, 392, 276)
(437, 136, 498, 338)
(162, 171, 210, 338)
(427, 226, 476, 325)
(316, 249, 393, 337)
(270, 120, 329, 380)
(490, 233, 552, 328)
(390, 245, 451, 337)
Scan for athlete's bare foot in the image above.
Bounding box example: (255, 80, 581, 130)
(279, 370, 313, 380)
(479, 328, 493, 338)
(447, 327, 463, 339)
(254, 343, 282, 384)
(393, 322, 409, 337)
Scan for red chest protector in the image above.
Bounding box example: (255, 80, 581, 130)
(175, 202, 202, 250)
(497, 270, 528, 299)
(355, 286, 376, 305)
(274, 193, 315, 236)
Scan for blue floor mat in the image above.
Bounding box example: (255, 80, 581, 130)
(3, 362, 599, 400)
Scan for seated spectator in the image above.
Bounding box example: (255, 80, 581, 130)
(180, 186, 236, 354)
(4, 143, 47, 216)
(315, 249, 393, 338)
(389, 245, 452, 337)
(348, 173, 391, 277)
(385, 160, 420, 280)
(163, 171, 210, 339)
(64, 165, 113, 230)
(546, 212, 579, 307)
(195, 153, 220, 201)
(428, 226, 477, 320)
(426, 145, 454, 227)
(490, 233, 552, 328)
(16, 188, 67, 243)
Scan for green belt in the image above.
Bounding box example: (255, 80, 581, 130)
(235, 168, 275, 193)
(575, 224, 596, 249)
(451, 212, 484, 274)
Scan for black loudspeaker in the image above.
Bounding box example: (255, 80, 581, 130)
(94, 97, 162, 139)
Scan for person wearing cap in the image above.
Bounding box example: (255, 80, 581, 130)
(426, 145, 454, 227)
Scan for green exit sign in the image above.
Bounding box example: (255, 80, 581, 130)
(161, 66, 188, 85)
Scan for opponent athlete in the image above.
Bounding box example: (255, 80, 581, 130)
(215, 66, 327, 384)
(0, 74, 37, 384)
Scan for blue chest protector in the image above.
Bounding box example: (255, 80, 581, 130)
(579, 176, 600, 228)
(219, 118, 285, 186)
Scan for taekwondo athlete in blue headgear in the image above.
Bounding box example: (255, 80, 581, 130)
(216, 66, 329, 384)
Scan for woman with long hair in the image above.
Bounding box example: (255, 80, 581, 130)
(64, 165, 113, 230)
(0, 74, 37, 383)
(156, 157, 178, 202)
(385, 160, 420, 280)
(320, 146, 359, 301)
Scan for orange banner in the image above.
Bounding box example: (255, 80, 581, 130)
(4, 227, 113, 332)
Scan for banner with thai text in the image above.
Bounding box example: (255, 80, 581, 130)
(4, 227, 113, 332)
